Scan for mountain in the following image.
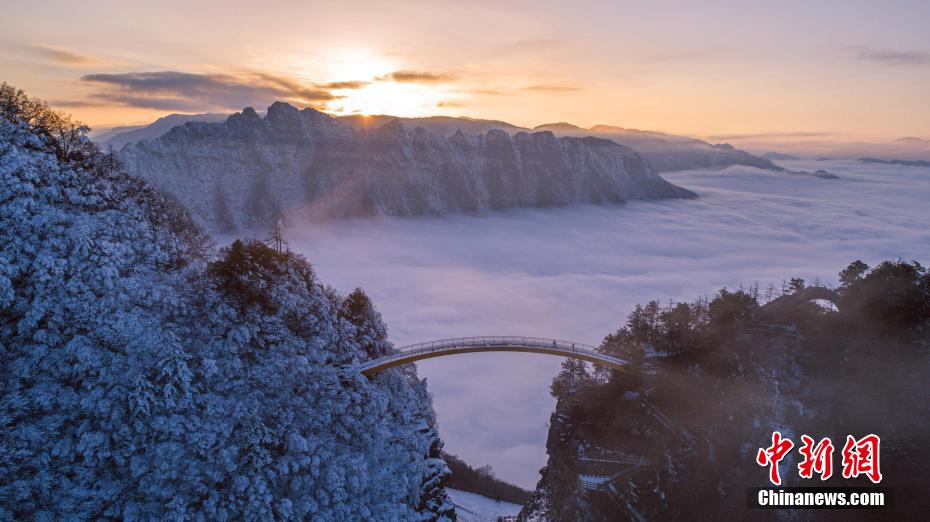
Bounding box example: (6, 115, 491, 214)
(101, 109, 780, 179)
(533, 122, 586, 132)
(340, 114, 522, 136)
(761, 151, 801, 161)
(444, 453, 532, 505)
(518, 263, 930, 520)
(543, 124, 782, 172)
(859, 157, 930, 169)
(120, 102, 695, 233)
(1, 86, 455, 520)
(893, 136, 929, 146)
(90, 122, 145, 142)
(96, 112, 229, 149)
(342, 118, 782, 174)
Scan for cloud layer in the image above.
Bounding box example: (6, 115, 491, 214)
(67, 64, 584, 114)
(79, 71, 338, 112)
(265, 160, 930, 489)
(848, 46, 930, 67)
(30, 44, 98, 65)
(377, 70, 458, 83)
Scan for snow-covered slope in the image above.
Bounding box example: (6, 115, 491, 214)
(0, 94, 454, 520)
(448, 489, 521, 521)
(119, 102, 695, 232)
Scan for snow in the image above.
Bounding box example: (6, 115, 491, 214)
(0, 108, 454, 519)
(447, 488, 521, 521)
(119, 102, 692, 232)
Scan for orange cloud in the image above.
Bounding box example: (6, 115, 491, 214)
(31, 45, 99, 65)
(378, 70, 457, 84)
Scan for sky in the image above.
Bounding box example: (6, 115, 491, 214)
(2, 0, 929, 142)
(277, 159, 930, 488)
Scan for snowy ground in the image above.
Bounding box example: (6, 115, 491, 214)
(447, 489, 521, 521)
(270, 159, 930, 489)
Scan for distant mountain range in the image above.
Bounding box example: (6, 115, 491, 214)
(530, 122, 782, 172)
(119, 103, 696, 232)
(94, 113, 229, 149)
(102, 110, 782, 174)
(859, 157, 930, 169)
(335, 117, 782, 173)
(761, 151, 801, 161)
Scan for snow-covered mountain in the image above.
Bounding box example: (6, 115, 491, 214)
(340, 117, 781, 173)
(536, 123, 781, 172)
(94, 112, 229, 149)
(120, 102, 695, 232)
(1, 88, 454, 520)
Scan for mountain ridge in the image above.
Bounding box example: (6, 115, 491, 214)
(102, 108, 782, 174)
(120, 102, 696, 232)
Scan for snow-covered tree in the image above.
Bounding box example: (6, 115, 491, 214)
(0, 85, 453, 520)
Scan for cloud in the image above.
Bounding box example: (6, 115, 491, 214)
(276, 160, 930, 488)
(847, 46, 930, 67)
(31, 45, 99, 65)
(378, 70, 457, 84)
(437, 101, 465, 108)
(322, 80, 370, 90)
(706, 131, 838, 141)
(521, 84, 583, 93)
(80, 70, 339, 111)
(468, 88, 508, 96)
(49, 99, 108, 108)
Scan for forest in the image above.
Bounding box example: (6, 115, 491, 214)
(0, 84, 456, 520)
(525, 259, 930, 520)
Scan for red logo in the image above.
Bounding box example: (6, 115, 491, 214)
(797, 435, 834, 480)
(757, 432, 882, 485)
(841, 434, 882, 484)
(756, 431, 795, 486)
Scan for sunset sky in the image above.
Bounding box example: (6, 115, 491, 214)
(2, 0, 929, 142)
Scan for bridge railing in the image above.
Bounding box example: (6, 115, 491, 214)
(359, 335, 626, 369)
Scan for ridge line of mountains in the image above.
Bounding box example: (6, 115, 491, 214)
(99, 107, 782, 175)
(108, 103, 799, 233)
(117, 102, 717, 232)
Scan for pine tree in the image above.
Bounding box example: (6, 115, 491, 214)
(549, 359, 592, 398)
(266, 219, 287, 253)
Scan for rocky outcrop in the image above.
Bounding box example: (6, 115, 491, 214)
(120, 102, 695, 232)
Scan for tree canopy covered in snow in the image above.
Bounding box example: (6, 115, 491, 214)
(0, 83, 454, 521)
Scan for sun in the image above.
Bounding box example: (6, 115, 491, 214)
(332, 81, 453, 118)
(304, 51, 459, 117)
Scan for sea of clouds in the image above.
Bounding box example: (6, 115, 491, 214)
(274, 160, 930, 489)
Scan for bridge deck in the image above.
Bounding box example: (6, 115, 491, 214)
(359, 336, 628, 377)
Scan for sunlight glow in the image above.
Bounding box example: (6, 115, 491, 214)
(323, 51, 395, 81)
(289, 50, 460, 117)
(331, 81, 453, 117)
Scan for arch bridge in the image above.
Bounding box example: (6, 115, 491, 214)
(359, 336, 628, 378)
